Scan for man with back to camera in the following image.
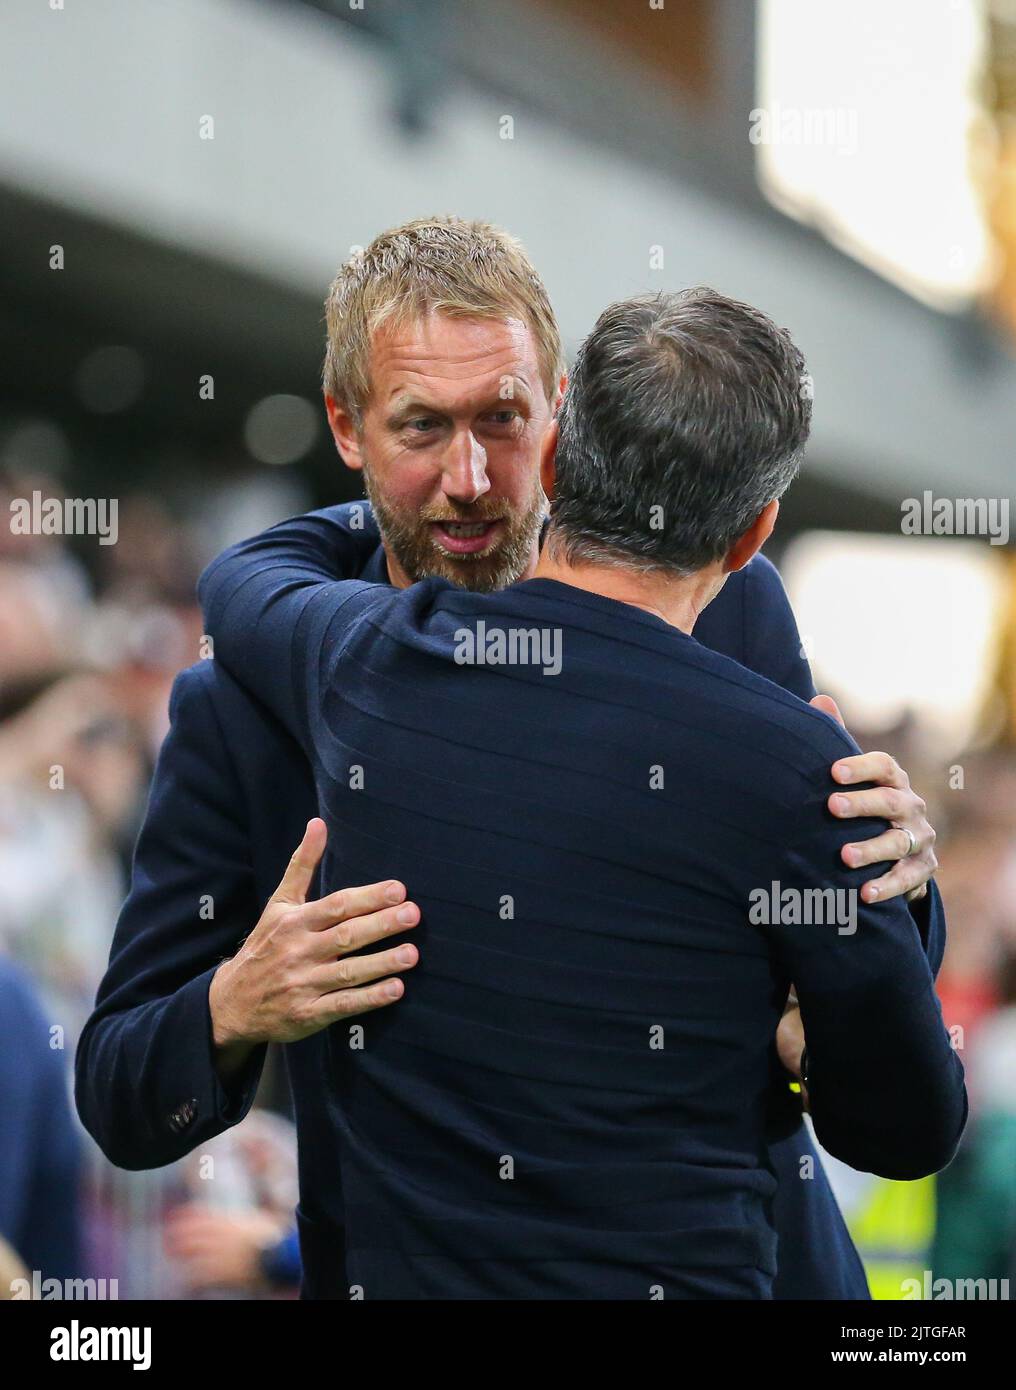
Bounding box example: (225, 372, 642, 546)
(77, 218, 946, 1299)
(196, 286, 967, 1299)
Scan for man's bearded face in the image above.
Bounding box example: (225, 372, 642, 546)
(362, 455, 547, 593)
(349, 312, 556, 593)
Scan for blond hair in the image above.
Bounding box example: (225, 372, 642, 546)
(322, 216, 563, 426)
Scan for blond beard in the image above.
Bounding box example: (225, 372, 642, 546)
(361, 462, 546, 594)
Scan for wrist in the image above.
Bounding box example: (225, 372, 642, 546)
(209, 960, 249, 1050)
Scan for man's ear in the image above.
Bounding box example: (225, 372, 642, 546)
(723, 498, 779, 574)
(325, 393, 364, 473)
(553, 372, 567, 415)
(540, 418, 559, 501)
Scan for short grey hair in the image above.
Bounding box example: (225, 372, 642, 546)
(547, 288, 812, 575)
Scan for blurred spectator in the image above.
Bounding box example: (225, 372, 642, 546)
(163, 1210, 299, 1298)
(0, 674, 140, 1042)
(932, 948, 1016, 1294)
(0, 469, 306, 1298)
(0, 953, 83, 1288)
(164, 1110, 301, 1298)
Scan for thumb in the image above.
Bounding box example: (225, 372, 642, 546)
(274, 817, 327, 906)
(810, 693, 846, 729)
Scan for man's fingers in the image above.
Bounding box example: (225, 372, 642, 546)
(840, 826, 919, 869)
(273, 818, 328, 906)
(828, 785, 910, 821)
(312, 901, 421, 956)
(857, 854, 933, 904)
(314, 941, 419, 992)
(300, 882, 412, 934)
(810, 693, 845, 728)
(314, 975, 408, 1023)
(828, 752, 939, 905)
(831, 751, 908, 788)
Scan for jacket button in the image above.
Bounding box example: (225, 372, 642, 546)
(168, 1098, 199, 1132)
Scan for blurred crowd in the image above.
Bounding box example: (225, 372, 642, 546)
(0, 455, 1013, 1299)
(0, 455, 308, 1299)
(812, 726, 1016, 1296)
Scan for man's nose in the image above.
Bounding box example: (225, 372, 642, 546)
(441, 430, 490, 505)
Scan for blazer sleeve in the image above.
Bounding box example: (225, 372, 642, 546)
(198, 509, 389, 748)
(694, 553, 817, 702)
(742, 552, 817, 701)
(737, 552, 945, 974)
(75, 665, 269, 1169)
(763, 725, 967, 1181)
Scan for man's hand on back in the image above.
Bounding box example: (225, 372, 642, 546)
(810, 694, 938, 905)
(208, 817, 420, 1080)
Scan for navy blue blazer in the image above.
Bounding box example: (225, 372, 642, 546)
(76, 505, 950, 1299)
(191, 508, 962, 1299)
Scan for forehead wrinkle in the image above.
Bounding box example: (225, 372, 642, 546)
(383, 336, 518, 368)
(382, 349, 534, 391)
(372, 315, 541, 400)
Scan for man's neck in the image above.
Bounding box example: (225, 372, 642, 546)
(384, 551, 411, 589)
(532, 549, 720, 634)
(380, 539, 716, 632)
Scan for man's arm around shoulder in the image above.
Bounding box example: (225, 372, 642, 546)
(198, 508, 393, 741)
